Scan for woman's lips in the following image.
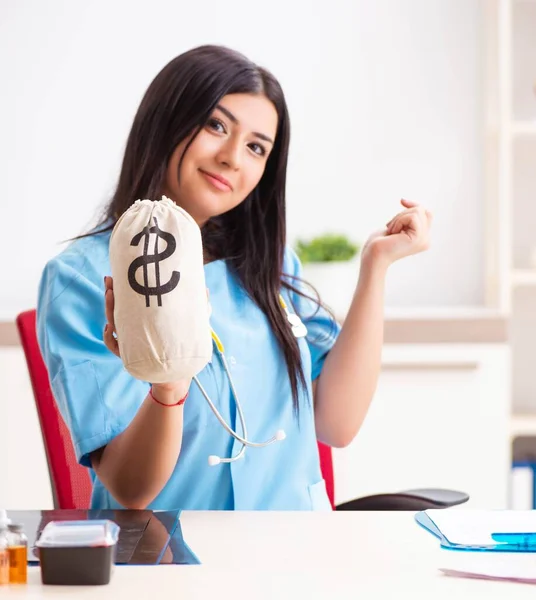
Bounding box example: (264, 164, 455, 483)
(199, 169, 233, 191)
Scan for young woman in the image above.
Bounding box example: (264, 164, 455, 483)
(37, 44, 431, 511)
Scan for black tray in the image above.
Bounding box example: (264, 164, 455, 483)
(6, 509, 200, 565)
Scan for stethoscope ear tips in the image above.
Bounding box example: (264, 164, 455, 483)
(275, 429, 286, 441)
(208, 455, 221, 466)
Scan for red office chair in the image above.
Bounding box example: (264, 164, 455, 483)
(17, 309, 468, 511)
(16, 310, 92, 509)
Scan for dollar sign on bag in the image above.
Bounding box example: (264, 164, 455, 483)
(128, 217, 181, 307)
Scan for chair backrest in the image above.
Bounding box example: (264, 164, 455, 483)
(16, 308, 336, 510)
(317, 442, 335, 509)
(16, 310, 92, 509)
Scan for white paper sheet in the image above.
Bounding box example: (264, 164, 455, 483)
(426, 509, 536, 547)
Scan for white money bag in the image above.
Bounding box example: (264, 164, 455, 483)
(109, 196, 213, 383)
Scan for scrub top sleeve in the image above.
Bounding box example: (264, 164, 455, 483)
(282, 247, 342, 381)
(37, 251, 148, 467)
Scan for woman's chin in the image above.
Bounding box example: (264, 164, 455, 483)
(196, 198, 239, 222)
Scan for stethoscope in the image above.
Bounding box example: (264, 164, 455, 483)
(192, 295, 307, 466)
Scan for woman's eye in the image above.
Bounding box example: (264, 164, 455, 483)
(207, 118, 226, 134)
(249, 142, 266, 157)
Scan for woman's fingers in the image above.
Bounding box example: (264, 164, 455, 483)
(104, 277, 115, 330)
(386, 199, 434, 235)
(103, 321, 120, 357)
(387, 207, 419, 234)
(400, 198, 419, 209)
(103, 276, 120, 357)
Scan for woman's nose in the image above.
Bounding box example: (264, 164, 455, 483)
(217, 139, 242, 170)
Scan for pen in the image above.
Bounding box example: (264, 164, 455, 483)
(491, 532, 536, 550)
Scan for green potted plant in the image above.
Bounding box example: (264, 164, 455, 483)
(294, 234, 361, 316)
(296, 234, 360, 265)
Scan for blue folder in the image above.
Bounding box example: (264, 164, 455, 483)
(415, 509, 536, 553)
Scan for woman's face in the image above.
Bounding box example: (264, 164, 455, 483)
(164, 93, 278, 226)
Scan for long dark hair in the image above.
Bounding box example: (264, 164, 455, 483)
(87, 45, 331, 413)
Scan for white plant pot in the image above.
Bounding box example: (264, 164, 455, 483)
(301, 257, 360, 318)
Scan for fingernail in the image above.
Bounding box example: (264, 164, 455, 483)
(104, 276, 107, 287)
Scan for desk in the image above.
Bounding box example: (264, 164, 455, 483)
(5, 511, 536, 598)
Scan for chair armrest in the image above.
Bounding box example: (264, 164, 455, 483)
(335, 488, 469, 511)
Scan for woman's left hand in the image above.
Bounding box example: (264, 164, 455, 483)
(361, 199, 432, 268)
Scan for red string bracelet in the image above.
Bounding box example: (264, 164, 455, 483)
(149, 387, 188, 407)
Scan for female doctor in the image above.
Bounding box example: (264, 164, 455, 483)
(37, 45, 432, 511)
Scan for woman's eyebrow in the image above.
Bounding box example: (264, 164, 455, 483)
(216, 104, 274, 145)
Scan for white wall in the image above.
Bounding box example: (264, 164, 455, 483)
(0, 0, 485, 321)
(334, 344, 511, 509)
(1, 348, 53, 509)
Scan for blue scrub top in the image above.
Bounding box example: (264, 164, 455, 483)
(36, 227, 341, 511)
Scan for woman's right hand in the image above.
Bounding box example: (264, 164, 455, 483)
(103, 275, 192, 402)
